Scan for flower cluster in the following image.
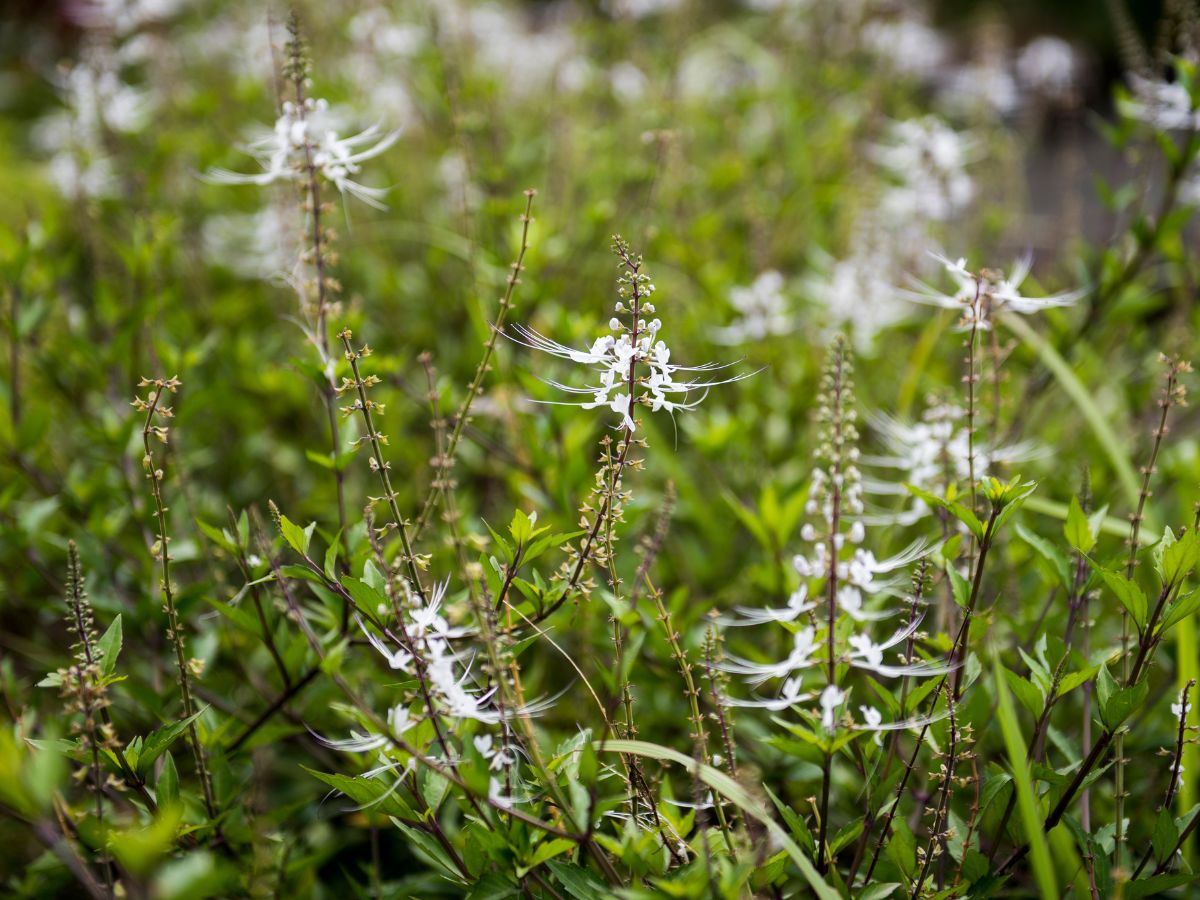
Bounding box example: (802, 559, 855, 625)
(325, 577, 549, 809)
(206, 97, 401, 208)
(804, 241, 910, 350)
(509, 237, 746, 431)
(872, 117, 975, 224)
(718, 338, 944, 738)
(904, 253, 1083, 331)
(862, 402, 1037, 524)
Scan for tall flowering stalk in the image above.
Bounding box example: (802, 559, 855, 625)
(904, 253, 1082, 510)
(718, 337, 945, 874)
(131, 376, 216, 818)
(508, 236, 745, 616)
(58, 542, 118, 896)
(205, 15, 402, 591)
(1114, 353, 1191, 866)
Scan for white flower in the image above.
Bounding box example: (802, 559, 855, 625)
(804, 249, 910, 350)
(1122, 73, 1200, 131)
(1017, 37, 1078, 101)
(508, 308, 746, 432)
(713, 271, 793, 344)
(903, 252, 1083, 330)
(719, 627, 819, 686)
(439, 2, 577, 96)
(819, 684, 845, 730)
(205, 98, 402, 209)
(861, 405, 1040, 524)
(938, 61, 1020, 118)
(861, 18, 948, 79)
(719, 585, 816, 627)
(872, 117, 975, 223)
(610, 62, 648, 104)
(859, 705, 885, 744)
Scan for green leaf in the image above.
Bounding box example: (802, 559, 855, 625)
(341, 577, 388, 617)
(1064, 497, 1095, 555)
(1016, 523, 1072, 590)
(1153, 807, 1179, 864)
(1096, 663, 1116, 715)
(1098, 569, 1148, 631)
(1162, 588, 1200, 631)
(519, 838, 575, 876)
(993, 655, 1060, 900)
(1096, 664, 1147, 731)
(278, 514, 315, 556)
(829, 818, 863, 856)
(136, 709, 206, 777)
(886, 817, 916, 879)
(946, 561, 971, 609)
(1125, 874, 1199, 898)
(97, 615, 122, 678)
(545, 860, 610, 900)
(195, 520, 236, 553)
(905, 484, 983, 539)
(204, 597, 260, 635)
(156, 752, 179, 808)
(323, 538, 340, 582)
(302, 767, 417, 819)
(1158, 528, 1200, 587)
(599, 739, 838, 899)
(1004, 668, 1045, 719)
(857, 884, 901, 900)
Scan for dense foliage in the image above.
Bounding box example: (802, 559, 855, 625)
(2, 1, 1200, 897)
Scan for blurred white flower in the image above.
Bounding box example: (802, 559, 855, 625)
(439, 151, 483, 213)
(202, 208, 296, 280)
(1122, 73, 1200, 130)
(819, 684, 845, 730)
(873, 117, 975, 223)
(1017, 36, 1078, 101)
(904, 252, 1083, 330)
(805, 250, 909, 349)
(205, 98, 402, 208)
(610, 61, 648, 104)
(862, 405, 1039, 522)
(440, 2, 577, 95)
(939, 61, 1020, 117)
(608, 0, 683, 19)
(714, 270, 793, 344)
(862, 18, 948, 79)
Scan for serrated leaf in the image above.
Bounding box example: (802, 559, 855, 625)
(1153, 807, 1179, 864)
(1098, 569, 1148, 631)
(302, 766, 417, 819)
(278, 514, 314, 556)
(1158, 528, 1200, 587)
(136, 708, 206, 776)
(1004, 668, 1045, 718)
(1064, 497, 1095, 554)
(545, 860, 609, 900)
(97, 615, 122, 678)
(1162, 588, 1200, 631)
